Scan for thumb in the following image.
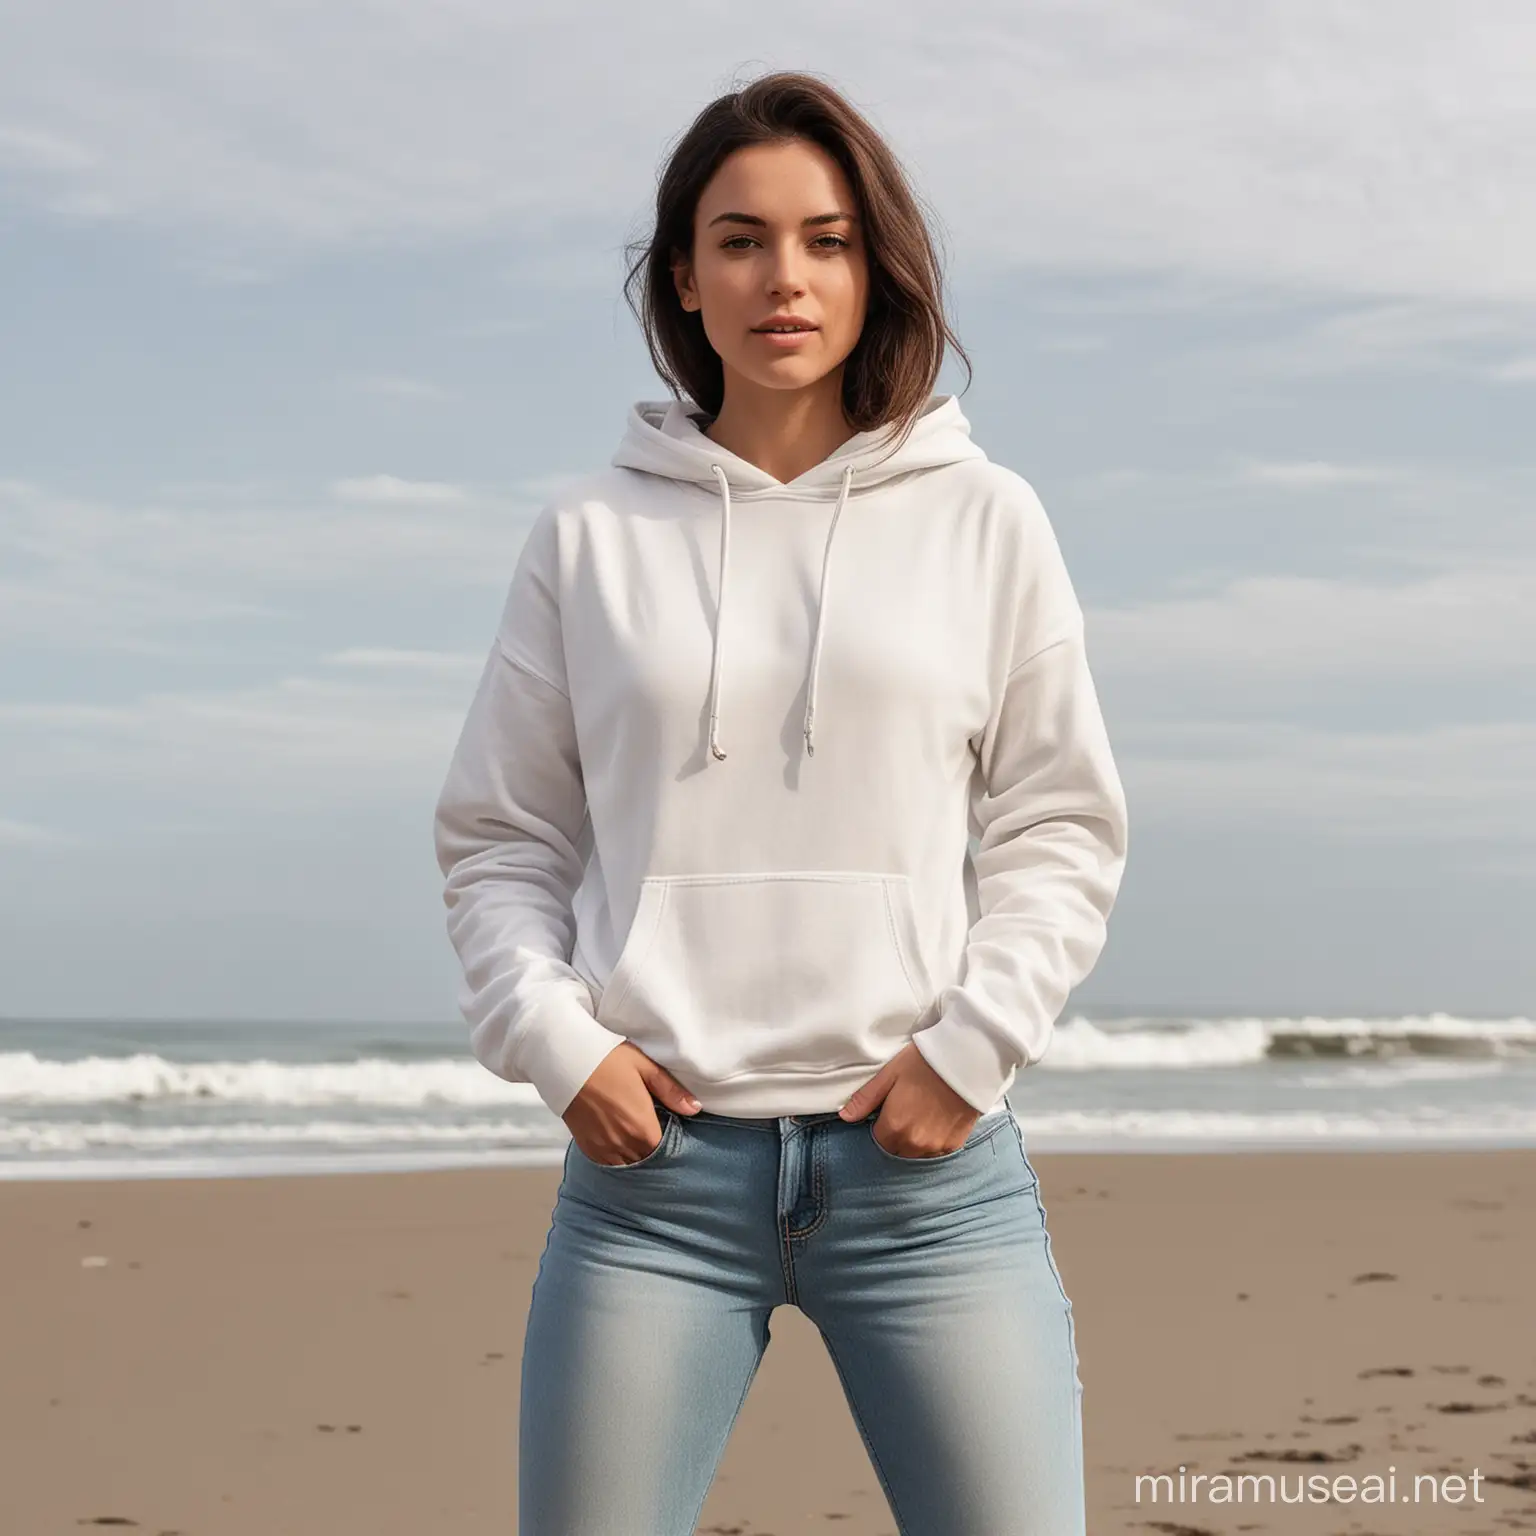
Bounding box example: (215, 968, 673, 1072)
(644, 1066, 703, 1114)
(838, 1062, 894, 1121)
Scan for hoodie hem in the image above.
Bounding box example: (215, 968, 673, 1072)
(673, 1062, 1012, 1120)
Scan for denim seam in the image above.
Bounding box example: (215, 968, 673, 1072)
(1010, 1114, 1086, 1508)
(1014, 1118, 1083, 1389)
(1035, 1169, 1086, 1509)
(784, 1129, 830, 1240)
(1034, 1179, 1081, 1380)
(777, 1129, 801, 1302)
(777, 1224, 797, 1305)
(779, 1130, 829, 1303)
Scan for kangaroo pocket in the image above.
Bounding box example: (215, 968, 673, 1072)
(593, 871, 936, 1083)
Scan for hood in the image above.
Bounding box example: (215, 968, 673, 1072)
(610, 393, 989, 763)
(611, 391, 988, 494)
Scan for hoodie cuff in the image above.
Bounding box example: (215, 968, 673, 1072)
(910, 1014, 1019, 1115)
(498, 993, 630, 1119)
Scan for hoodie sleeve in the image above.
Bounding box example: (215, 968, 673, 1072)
(911, 484, 1130, 1114)
(433, 507, 629, 1119)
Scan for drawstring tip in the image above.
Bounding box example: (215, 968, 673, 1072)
(710, 743, 727, 761)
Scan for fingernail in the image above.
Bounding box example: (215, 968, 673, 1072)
(684, 1097, 701, 1111)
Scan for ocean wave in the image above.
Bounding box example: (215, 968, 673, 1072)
(1, 1012, 1531, 1107)
(0, 1051, 541, 1107)
(2, 1103, 1534, 1161)
(0, 1117, 549, 1154)
(1042, 1013, 1535, 1069)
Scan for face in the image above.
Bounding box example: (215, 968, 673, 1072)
(673, 137, 870, 402)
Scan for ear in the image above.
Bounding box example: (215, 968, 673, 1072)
(671, 250, 698, 311)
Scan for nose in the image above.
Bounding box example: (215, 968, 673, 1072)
(767, 244, 809, 294)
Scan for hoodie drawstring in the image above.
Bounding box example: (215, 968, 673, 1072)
(705, 463, 733, 761)
(706, 461, 854, 763)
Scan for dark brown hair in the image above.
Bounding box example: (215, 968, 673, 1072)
(623, 69, 972, 449)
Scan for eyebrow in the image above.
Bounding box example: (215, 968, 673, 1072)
(706, 211, 858, 229)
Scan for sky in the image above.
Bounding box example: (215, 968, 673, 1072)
(1, 0, 1532, 1026)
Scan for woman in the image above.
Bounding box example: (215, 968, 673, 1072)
(434, 69, 1129, 1536)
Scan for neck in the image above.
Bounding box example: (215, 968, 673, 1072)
(702, 371, 857, 484)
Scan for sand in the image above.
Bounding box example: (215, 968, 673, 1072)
(2, 1147, 1532, 1535)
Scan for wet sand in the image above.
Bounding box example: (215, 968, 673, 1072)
(2, 1147, 1532, 1534)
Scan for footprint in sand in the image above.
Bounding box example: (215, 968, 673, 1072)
(1232, 1443, 1365, 1465)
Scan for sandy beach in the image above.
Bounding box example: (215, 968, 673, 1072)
(3, 1147, 1532, 1535)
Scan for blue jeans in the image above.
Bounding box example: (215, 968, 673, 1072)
(519, 1101, 1085, 1535)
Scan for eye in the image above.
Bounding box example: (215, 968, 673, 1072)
(720, 233, 852, 251)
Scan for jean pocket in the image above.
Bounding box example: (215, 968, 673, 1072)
(574, 1106, 677, 1170)
(867, 1111, 1009, 1166)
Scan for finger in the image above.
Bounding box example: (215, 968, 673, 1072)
(838, 1063, 891, 1119)
(644, 1068, 703, 1114)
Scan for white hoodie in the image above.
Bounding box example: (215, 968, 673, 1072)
(433, 393, 1129, 1120)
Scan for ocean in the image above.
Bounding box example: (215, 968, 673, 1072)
(2, 1011, 1533, 1181)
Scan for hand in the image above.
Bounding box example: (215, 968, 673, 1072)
(564, 1042, 702, 1166)
(838, 1041, 980, 1158)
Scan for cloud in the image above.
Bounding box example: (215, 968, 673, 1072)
(1065, 455, 1536, 570)
(1, 1, 1534, 309)
(0, 818, 61, 846)
(1235, 460, 1409, 489)
(1092, 560, 1534, 678)
(1120, 718, 1536, 848)
(1174, 294, 1536, 380)
(330, 474, 469, 504)
(322, 647, 485, 674)
(1491, 354, 1536, 382)
(0, 478, 543, 647)
(1034, 333, 1111, 355)
(343, 374, 453, 402)
(0, 123, 96, 174)
(0, 672, 474, 806)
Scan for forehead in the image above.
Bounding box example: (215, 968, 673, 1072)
(699, 140, 856, 215)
